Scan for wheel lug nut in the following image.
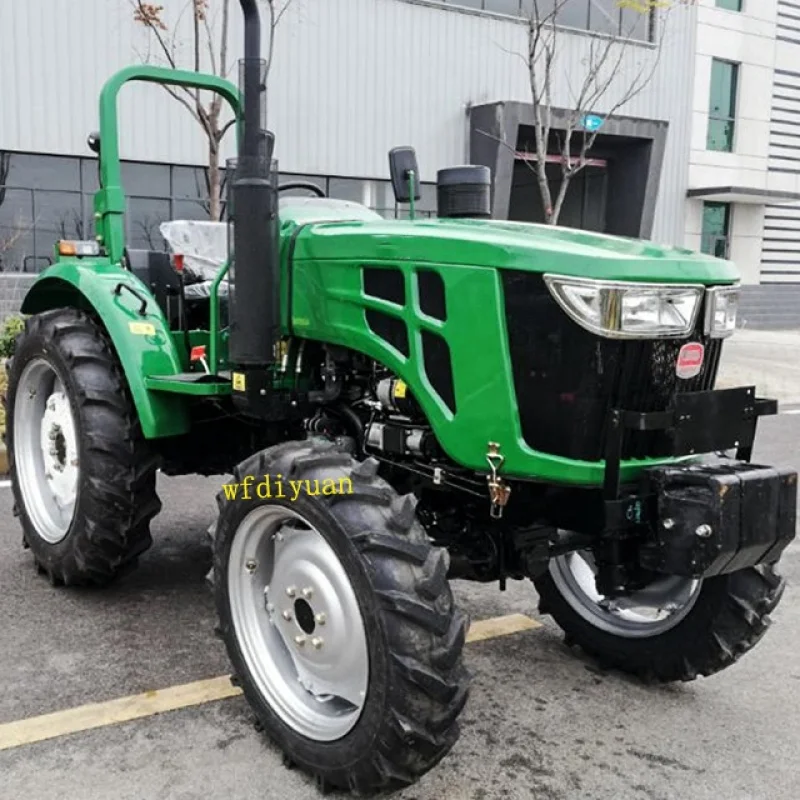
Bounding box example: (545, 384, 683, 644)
(294, 635, 306, 647)
(282, 610, 293, 621)
(245, 559, 257, 573)
(315, 613, 326, 625)
(302, 587, 313, 599)
(311, 637, 324, 649)
(286, 586, 296, 598)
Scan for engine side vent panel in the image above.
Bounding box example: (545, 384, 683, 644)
(365, 309, 410, 358)
(363, 266, 405, 306)
(421, 329, 456, 414)
(417, 269, 447, 322)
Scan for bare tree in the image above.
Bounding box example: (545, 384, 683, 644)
(0, 215, 36, 273)
(57, 210, 86, 241)
(134, 215, 166, 250)
(0, 151, 10, 210)
(131, 0, 292, 221)
(484, 0, 694, 226)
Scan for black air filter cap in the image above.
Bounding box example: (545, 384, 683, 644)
(437, 165, 491, 186)
(436, 165, 492, 219)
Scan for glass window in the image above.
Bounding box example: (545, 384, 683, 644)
(556, 0, 590, 29)
(456, 0, 655, 40)
(1, 153, 80, 191)
(589, 0, 620, 35)
(172, 198, 214, 221)
(81, 158, 101, 195)
(701, 202, 731, 258)
(329, 177, 366, 204)
(418, 183, 437, 215)
(620, 5, 648, 39)
(32, 190, 83, 262)
(121, 161, 171, 198)
(127, 197, 171, 251)
(485, 0, 522, 15)
(173, 165, 215, 199)
(520, 0, 556, 18)
(707, 59, 739, 152)
(716, 0, 742, 10)
(0, 187, 35, 272)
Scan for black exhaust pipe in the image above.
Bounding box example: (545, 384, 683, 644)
(228, 0, 279, 367)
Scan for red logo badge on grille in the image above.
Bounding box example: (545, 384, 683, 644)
(676, 342, 704, 379)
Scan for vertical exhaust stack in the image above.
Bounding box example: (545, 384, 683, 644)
(228, 0, 279, 367)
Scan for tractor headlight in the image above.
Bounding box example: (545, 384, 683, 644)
(542, 275, 703, 339)
(704, 286, 739, 338)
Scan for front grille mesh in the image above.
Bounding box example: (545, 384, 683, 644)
(500, 271, 723, 462)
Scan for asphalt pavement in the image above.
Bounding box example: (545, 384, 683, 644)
(1, 414, 800, 800)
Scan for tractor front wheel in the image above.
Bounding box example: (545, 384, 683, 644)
(535, 550, 785, 682)
(5, 309, 161, 586)
(213, 438, 469, 794)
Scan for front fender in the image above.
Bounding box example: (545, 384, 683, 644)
(21, 260, 190, 438)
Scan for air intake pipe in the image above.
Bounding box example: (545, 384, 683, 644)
(228, 0, 280, 366)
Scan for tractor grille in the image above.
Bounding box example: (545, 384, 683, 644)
(500, 271, 723, 462)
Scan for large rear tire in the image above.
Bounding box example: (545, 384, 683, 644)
(535, 550, 785, 682)
(213, 438, 470, 795)
(4, 309, 161, 586)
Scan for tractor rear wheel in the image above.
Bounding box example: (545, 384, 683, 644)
(534, 550, 785, 682)
(4, 309, 161, 586)
(213, 438, 469, 795)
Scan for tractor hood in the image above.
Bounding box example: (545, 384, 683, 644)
(284, 202, 739, 285)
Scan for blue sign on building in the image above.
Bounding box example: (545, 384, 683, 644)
(581, 114, 605, 133)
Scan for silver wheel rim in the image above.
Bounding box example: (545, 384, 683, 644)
(13, 359, 80, 544)
(227, 505, 369, 741)
(549, 550, 702, 638)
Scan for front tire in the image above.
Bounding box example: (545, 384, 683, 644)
(5, 309, 161, 586)
(213, 438, 470, 794)
(535, 551, 785, 682)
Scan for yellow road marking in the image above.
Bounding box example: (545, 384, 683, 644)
(466, 612, 542, 643)
(0, 676, 242, 752)
(0, 613, 541, 752)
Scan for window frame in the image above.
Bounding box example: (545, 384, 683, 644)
(422, 0, 656, 42)
(706, 57, 740, 153)
(715, 0, 742, 12)
(700, 201, 733, 259)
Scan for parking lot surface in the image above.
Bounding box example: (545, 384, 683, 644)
(2, 414, 800, 800)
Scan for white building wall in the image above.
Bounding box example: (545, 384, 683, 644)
(0, 0, 696, 243)
(687, 0, 781, 285)
(761, 2, 800, 283)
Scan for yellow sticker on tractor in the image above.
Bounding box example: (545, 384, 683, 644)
(232, 372, 246, 391)
(394, 380, 407, 399)
(128, 321, 156, 336)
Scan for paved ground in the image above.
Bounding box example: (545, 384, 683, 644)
(717, 328, 800, 407)
(1, 414, 800, 800)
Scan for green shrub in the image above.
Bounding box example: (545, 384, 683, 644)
(0, 315, 25, 360)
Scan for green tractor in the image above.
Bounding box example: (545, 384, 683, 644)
(4, 0, 796, 793)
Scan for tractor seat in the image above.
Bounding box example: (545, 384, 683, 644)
(125, 248, 227, 328)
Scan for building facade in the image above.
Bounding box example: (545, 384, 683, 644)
(686, 0, 800, 327)
(0, 0, 697, 318)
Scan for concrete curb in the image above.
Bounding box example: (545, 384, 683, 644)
(0, 444, 7, 477)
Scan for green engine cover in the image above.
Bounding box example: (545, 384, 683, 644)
(285, 212, 739, 486)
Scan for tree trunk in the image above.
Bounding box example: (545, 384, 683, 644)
(548, 172, 572, 226)
(208, 142, 221, 221)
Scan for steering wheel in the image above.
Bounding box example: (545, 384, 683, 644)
(278, 181, 326, 198)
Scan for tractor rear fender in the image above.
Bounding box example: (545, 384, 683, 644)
(20, 260, 190, 438)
